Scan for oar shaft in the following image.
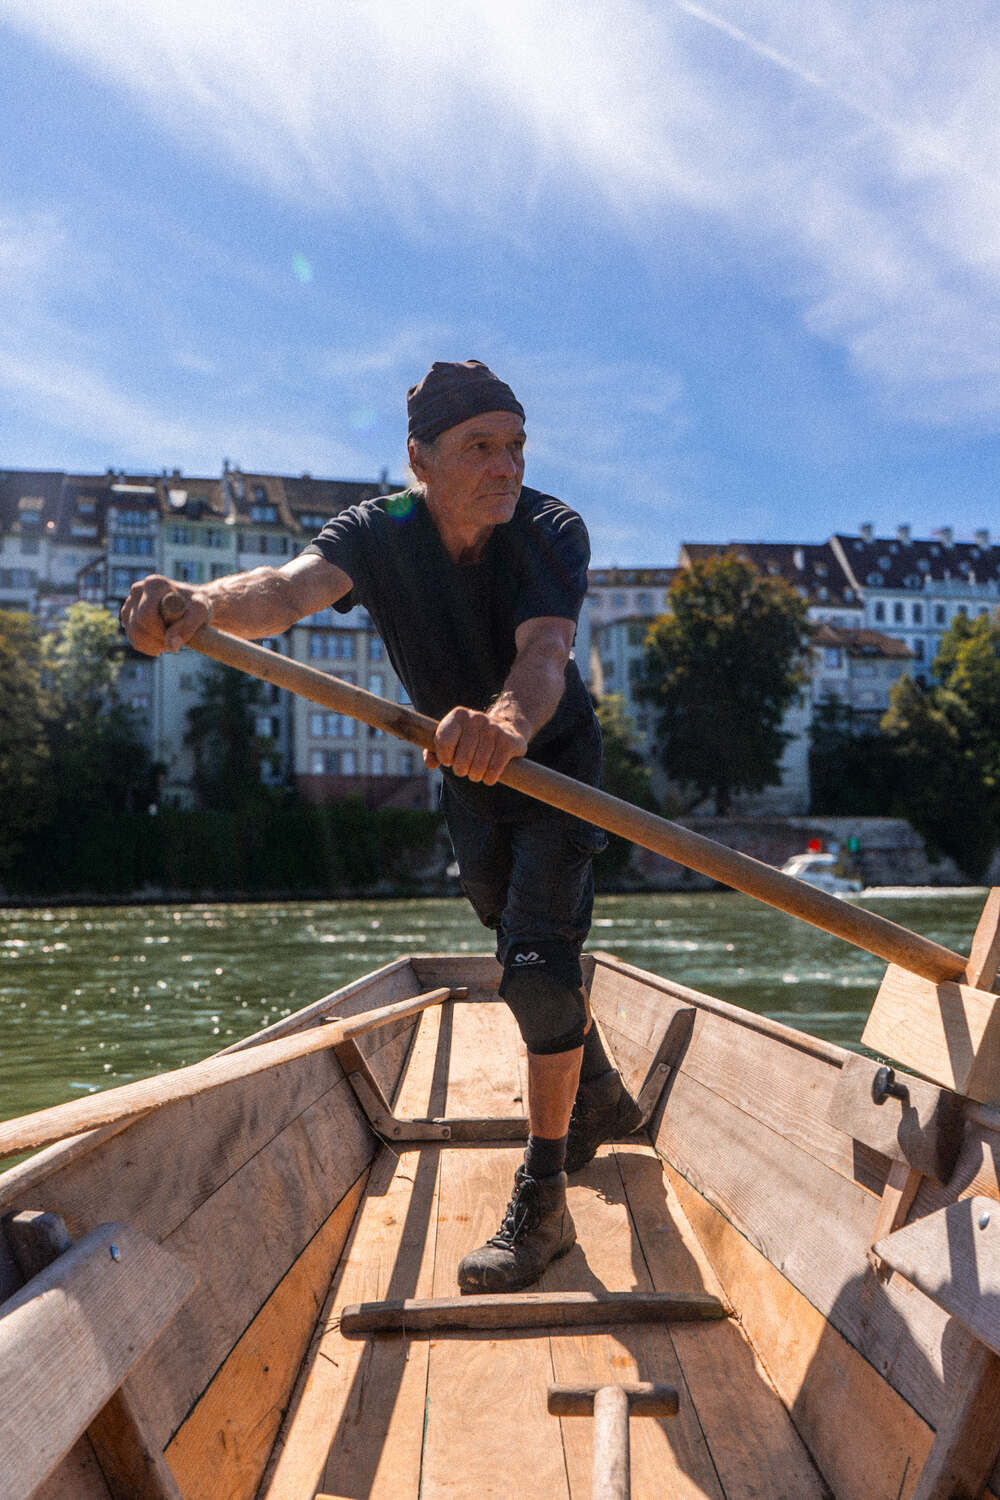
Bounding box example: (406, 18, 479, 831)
(175, 617, 968, 984)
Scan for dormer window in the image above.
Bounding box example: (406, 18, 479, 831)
(249, 503, 278, 522)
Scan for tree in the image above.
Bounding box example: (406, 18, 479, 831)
(42, 602, 158, 815)
(0, 610, 50, 876)
(185, 660, 276, 812)
(808, 693, 900, 816)
(881, 614, 1000, 881)
(593, 695, 661, 884)
(639, 554, 810, 815)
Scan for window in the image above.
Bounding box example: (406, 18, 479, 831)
(369, 673, 385, 697)
(873, 602, 885, 622)
(309, 633, 356, 661)
(824, 647, 842, 669)
(627, 623, 645, 646)
(20, 537, 40, 555)
(636, 592, 652, 611)
(400, 750, 415, 775)
(912, 639, 925, 660)
(369, 636, 384, 661)
(308, 711, 355, 738)
(397, 682, 411, 704)
(341, 751, 357, 775)
(249, 503, 278, 522)
(612, 592, 626, 607)
(175, 560, 204, 584)
(934, 604, 946, 624)
(206, 528, 226, 549)
(112, 535, 153, 556)
(893, 602, 904, 623)
(210, 563, 229, 580)
(370, 750, 386, 775)
(170, 525, 190, 544)
(912, 603, 923, 624)
(255, 715, 278, 738)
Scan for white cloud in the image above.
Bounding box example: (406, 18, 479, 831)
(4, 0, 1000, 427)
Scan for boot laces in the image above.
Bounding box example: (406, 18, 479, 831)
(487, 1174, 542, 1250)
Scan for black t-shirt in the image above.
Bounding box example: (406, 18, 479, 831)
(303, 485, 601, 820)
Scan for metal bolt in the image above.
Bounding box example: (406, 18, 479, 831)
(980, 1212, 991, 1230)
(109, 1244, 121, 1261)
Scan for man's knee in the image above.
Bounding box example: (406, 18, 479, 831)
(499, 947, 587, 1055)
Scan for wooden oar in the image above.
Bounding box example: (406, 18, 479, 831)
(157, 595, 969, 984)
(0, 987, 457, 1159)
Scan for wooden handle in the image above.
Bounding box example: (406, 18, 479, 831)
(157, 595, 968, 983)
(0, 987, 456, 1159)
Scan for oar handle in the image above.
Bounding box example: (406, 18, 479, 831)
(158, 594, 968, 984)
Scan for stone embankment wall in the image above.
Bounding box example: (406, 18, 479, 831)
(626, 816, 1000, 890)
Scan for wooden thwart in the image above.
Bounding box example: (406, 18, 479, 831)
(0, 1221, 195, 1500)
(0, 985, 459, 1159)
(339, 1289, 729, 1336)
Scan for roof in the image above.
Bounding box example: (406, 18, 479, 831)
(831, 531, 1000, 592)
(812, 623, 914, 658)
(678, 540, 859, 607)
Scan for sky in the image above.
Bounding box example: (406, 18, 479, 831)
(2, 0, 999, 566)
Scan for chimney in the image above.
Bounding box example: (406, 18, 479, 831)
(975, 528, 991, 547)
(897, 523, 911, 544)
(860, 522, 874, 543)
(939, 526, 953, 547)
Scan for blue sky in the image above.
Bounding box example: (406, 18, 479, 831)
(2, 1, 999, 565)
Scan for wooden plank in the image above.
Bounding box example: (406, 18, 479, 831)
(127, 1072, 375, 1451)
(875, 1194, 1000, 1354)
(0, 1026, 393, 1250)
(442, 993, 527, 1117)
(548, 1383, 679, 1415)
(548, 1150, 728, 1500)
(420, 1144, 571, 1499)
(662, 1158, 938, 1500)
(862, 963, 1000, 1105)
(829, 1053, 965, 1184)
(88, 1386, 185, 1500)
(0, 1222, 195, 1500)
(0, 986, 453, 1159)
(166, 1171, 367, 1500)
(32, 1437, 114, 1500)
(655, 1065, 962, 1431)
(261, 1008, 450, 1500)
(909, 1342, 1000, 1500)
(3, 1209, 72, 1279)
(967, 886, 1000, 989)
(615, 1145, 832, 1500)
(0, 965, 420, 1214)
(341, 1288, 727, 1334)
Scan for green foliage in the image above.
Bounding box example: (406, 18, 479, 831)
(881, 614, 1000, 881)
(808, 694, 900, 816)
(7, 803, 444, 898)
(42, 602, 159, 818)
(639, 555, 810, 815)
(0, 610, 50, 875)
(184, 661, 274, 812)
(593, 695, 661, 885)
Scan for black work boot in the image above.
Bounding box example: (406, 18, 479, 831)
(564, 1068, 643, 1174)
(457, 1167, 576, 1293)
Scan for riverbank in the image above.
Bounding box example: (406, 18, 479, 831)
(4, 810, 994, 907)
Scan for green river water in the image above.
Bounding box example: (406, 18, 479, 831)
(0, 889, 987, 1123)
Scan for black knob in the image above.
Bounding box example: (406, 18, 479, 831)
(872, 1065, 909, 1106)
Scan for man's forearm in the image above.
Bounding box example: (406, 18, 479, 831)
(196, 567, 308, 639)
(490, 646, 567, 744)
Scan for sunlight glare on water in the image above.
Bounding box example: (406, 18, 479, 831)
(0, 889, 986, 1121)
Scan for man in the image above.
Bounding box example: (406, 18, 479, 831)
(121, 359, 641, 1292)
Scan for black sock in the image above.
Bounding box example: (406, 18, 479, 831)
(525, 1132, 568, 1179)
(580, 1022, 612, 1083)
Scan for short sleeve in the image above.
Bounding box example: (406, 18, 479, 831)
(302, 507, 368, 612)
(511, 496, 590, 628)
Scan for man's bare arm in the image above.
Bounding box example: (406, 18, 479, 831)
(120, 553, 354, 657)
(429, 616, 575, 784)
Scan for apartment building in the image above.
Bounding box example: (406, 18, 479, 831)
(0, 464, 430, 808)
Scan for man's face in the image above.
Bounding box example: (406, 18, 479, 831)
(410, 409, 526, 537)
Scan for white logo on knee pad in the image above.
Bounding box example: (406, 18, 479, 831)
(512, 951, 544, 965)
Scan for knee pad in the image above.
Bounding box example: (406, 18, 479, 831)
(499, 955, 587, 1055)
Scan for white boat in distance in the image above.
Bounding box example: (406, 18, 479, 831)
(780, 850, 863, 895)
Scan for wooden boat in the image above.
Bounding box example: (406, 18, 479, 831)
(4, 615, 1000, 1500)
